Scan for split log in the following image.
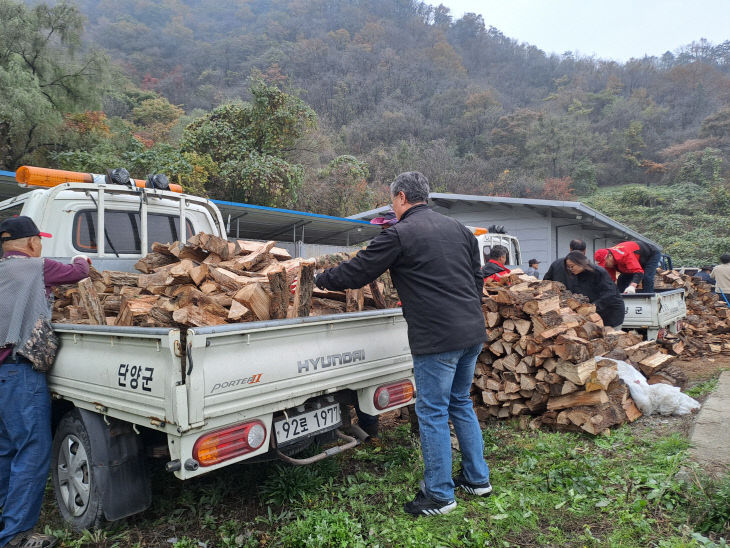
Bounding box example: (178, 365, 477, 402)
(555, 358, 597, 386)
(190, 263, 209, 286)
(233, 284, 271, 321)
(368, 281, 387, 309)
(638, 352, 674, 377)
(346, 288, 365, 312)
(522, 295, 560, 315)
(173, 304, 228, 326)
(134, 252, 177, 273)
(103, 271, 139, 287)
(547, 390, 609, 411)
(289, 259, 316, 318)
(267, 265, 289, 319)
(77, 278, 105, 325)
(553, 335, 592, 363)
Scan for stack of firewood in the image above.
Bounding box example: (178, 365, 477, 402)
(52, 233, 393, 327)
(471, 272, 682, 435)
(654, 269, 730, 357)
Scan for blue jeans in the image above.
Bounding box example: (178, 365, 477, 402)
(0, 359, 52, 548)
(412, 343, 490, 502)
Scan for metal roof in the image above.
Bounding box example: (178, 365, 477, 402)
(212, 199, 382, 246)
(0, 170, 381, 246)
(351, 192, 660, 248)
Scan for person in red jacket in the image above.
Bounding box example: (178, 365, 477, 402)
(480, 245, 510, 283)
(594, 240, 661, 294)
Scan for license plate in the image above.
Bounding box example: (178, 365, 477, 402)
(274, 404, 342, 445)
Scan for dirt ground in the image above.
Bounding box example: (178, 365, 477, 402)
(673, 353, 730, 382)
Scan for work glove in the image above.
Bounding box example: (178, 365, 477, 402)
(72, 254, 92, 265)
(623, 285, 636, 295)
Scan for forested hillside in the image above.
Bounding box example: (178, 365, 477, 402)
(3, 0, 730, 261)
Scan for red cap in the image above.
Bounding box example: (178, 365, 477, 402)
(594, 248, 609, 266)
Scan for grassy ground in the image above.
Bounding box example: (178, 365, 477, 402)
(39, 415, 730, 547)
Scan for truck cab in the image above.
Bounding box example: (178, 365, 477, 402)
(467, 226, 521, 267)
(0, 180, 224, 271)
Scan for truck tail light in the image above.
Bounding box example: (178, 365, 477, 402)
(193, 420, 267, 466)
(374, 380, 414, 410)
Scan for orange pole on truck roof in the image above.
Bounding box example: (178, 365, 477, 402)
(15, 165, 182, 193)
(16, 166, 94, 186)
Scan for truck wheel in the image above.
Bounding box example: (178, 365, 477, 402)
(51, 410, 104, 530)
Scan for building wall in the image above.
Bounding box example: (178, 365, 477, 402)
(435, 203, 631, 271)
(432, 204, 552, 269)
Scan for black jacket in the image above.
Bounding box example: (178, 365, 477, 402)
(543, 257, 576, 290)
(315, 204, 486, 355)
(572, 265, 625, 327)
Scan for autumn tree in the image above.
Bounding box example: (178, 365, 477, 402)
(0, 0, 109, 168)
(180, 78, 317, 206)
(298, 155, 375, 217)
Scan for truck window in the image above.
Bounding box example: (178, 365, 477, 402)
(73, 210, 194, 254)
(0, 203, 23, 224)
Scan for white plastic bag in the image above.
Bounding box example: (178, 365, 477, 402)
(613, 360, 700, 416)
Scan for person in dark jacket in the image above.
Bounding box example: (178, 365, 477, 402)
(543, 239, 586, 289)
(564, 251, 625, 327)
(480, 245, 510, 283)
(315, 172, 491, 516)
(695, 265, 715, 286)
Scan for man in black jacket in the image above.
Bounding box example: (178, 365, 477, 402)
(543, 239, 586, 289)
(315, 172, 491, 516)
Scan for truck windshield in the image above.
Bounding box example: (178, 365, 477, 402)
(73, 210, 194, 254)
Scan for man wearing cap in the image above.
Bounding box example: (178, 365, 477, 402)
(526, 259, 540, 278)
(0, 216, 90, 548)
(594, 240, 662, 294)
(314, 172, 491, 517)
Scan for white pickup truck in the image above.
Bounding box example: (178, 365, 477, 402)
(621, 289, 687, 340)
(0, 173, 415, 529)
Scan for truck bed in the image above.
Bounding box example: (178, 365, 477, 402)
(621, 288, 687, 337)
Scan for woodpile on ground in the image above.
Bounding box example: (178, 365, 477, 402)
(654, 269, 730, 357)
(52, 234, 394, 327)
(472, 271, 683, 435)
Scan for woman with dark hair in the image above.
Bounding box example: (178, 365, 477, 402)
(564, 251, 625, 328)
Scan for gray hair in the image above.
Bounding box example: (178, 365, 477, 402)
(390, 172, 429, 204)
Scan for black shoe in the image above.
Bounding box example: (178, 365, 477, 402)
(361, 422, 379, 438)
(403, 489, 457, 516)
(453, 470, 492, 496)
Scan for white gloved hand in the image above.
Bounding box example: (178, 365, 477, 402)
(72, 254, 91, 264)
(623, 285, 636, 294)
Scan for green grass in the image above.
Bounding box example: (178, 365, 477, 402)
(39, 422, 730, 547)
(687, 378, 721, 399)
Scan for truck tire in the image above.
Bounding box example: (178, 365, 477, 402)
(51, 410, 105, 531)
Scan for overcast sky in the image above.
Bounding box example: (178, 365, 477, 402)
(439, 0, 730, 62)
